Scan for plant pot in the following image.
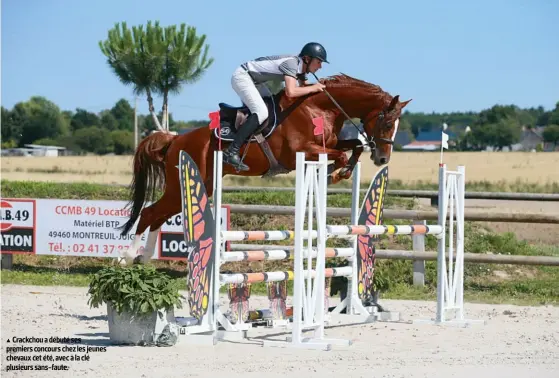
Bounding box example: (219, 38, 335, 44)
(106, 302, 176, 345)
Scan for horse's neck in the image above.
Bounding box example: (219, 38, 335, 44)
(319, 86, 390, 118)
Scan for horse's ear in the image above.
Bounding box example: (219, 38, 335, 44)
(388, 95, 399, 110)
(400, 99, 412, 108)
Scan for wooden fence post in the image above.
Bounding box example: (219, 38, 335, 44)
(1, 254, 13, 270)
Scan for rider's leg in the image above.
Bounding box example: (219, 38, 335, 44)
(224, 67, 269, 171)
(223, 113, 259, 171)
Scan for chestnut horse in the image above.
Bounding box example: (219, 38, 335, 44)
(118, 73, 410, 264)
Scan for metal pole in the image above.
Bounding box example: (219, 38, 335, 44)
(348, 161, 361, 313)
(412, 220, 426, 287)
(292, 152, 305, 344)
(436, 164, 447, 323)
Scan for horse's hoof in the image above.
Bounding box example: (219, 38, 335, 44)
(117, 256, 134, 266)
(262, 164, 291, 178)
(329, 173, 341, 185)
(132, 255, 145, 265)
(340, 168, 352, 179)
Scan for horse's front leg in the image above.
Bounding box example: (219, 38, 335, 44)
(305, 144, 348, 167)
(334, 139, 365, 180)
(304, 144, 349, 185)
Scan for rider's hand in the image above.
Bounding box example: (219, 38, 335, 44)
(313, 83, 326, 92)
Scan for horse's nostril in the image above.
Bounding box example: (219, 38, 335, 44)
(380, 157, 387, 165)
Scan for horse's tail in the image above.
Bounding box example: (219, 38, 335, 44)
(119, 131, 177, 236)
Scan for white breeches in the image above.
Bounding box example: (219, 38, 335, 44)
(231, 66, 271, 124)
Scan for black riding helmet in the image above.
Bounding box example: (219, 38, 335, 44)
(299, 42, 329, 63)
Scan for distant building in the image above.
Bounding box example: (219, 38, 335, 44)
(1, 144, 67, 157)
(496, 126, 552, 152)
(519, 126, 544, 151)
(394, 131, 412, 148)
(24, 144, 67, 156)
(402, 130, 455, 151)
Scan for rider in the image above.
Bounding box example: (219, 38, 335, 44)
(222, 42, 328, 171)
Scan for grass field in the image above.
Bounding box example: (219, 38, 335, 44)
(2, 152, 559, 191)
(2, 167, 558, 305)
(2, 180, 558, 305)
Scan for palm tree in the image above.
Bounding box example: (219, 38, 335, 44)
(99, 21, 214, 131)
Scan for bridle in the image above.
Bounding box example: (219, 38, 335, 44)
(309, 72, 396, 152)
(360, 108, 396, 150)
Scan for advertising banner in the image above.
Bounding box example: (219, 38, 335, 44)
(0, 198, 229, 260)
(0, 199, 36, 254)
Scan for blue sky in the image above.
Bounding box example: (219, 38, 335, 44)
(2, 0, 558, 122)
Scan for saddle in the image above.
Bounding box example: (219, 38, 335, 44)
(213, 94, 290, 177)
(213, 95, 279, 142)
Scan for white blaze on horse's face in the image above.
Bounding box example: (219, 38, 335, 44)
(390, 118, 400, 153)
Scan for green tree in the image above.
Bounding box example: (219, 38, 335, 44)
(110, 130, 134, 154)
(493, 118, 522, 150)
(99, 110, 119, 131)
(465, 105, 525, 150)
(110, 99, 134, 130)
(74, 126, 113, 154)
(1, 106, 22, 147)
(548, 102, 559, 126)
(398, 118, 413, 134)
(70, 108, 101, 131)
(141, 111, 176, 134)
(542, 125, 559, 145)
(99, 21, 214, 132)
(10, 96, 70, 146)
(184, 120, 211, 129)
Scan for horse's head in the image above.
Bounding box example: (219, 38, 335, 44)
(361, 95, 411, 166)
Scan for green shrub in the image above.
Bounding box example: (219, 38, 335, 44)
(87, 264, 184, 315)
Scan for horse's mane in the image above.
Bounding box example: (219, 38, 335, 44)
(320, 73, 391, 98)
(306, 73, 394, 108)
(275, 73, 393, 110)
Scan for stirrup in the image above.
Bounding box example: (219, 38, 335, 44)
(223, 150, 249, 171)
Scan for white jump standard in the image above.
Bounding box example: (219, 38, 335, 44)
(175, 149, 482, 349)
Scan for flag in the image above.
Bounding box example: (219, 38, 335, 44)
(312, 116, 324, 136)
(441, 131, 449, 149)
(312, 116, 326, 151)
(208, 111, 220, 130)
(209, 110, 222, 150)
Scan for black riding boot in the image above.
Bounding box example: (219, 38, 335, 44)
(222, 113, 261, 171)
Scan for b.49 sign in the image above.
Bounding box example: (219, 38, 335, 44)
(0, 199, 36, 253)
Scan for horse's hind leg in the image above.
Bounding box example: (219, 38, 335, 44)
(119, 190, 181, 265)
(139, 165, 216, 264)
(136, 227, 160, 264)
(119, 210, 153, 265)
(137, 204, 181, 264)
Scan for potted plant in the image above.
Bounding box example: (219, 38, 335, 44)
(87, 264, 184, 346)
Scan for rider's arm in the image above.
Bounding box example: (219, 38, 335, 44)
(284, 76, 320, 98)
(297, 74, 309, 86)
